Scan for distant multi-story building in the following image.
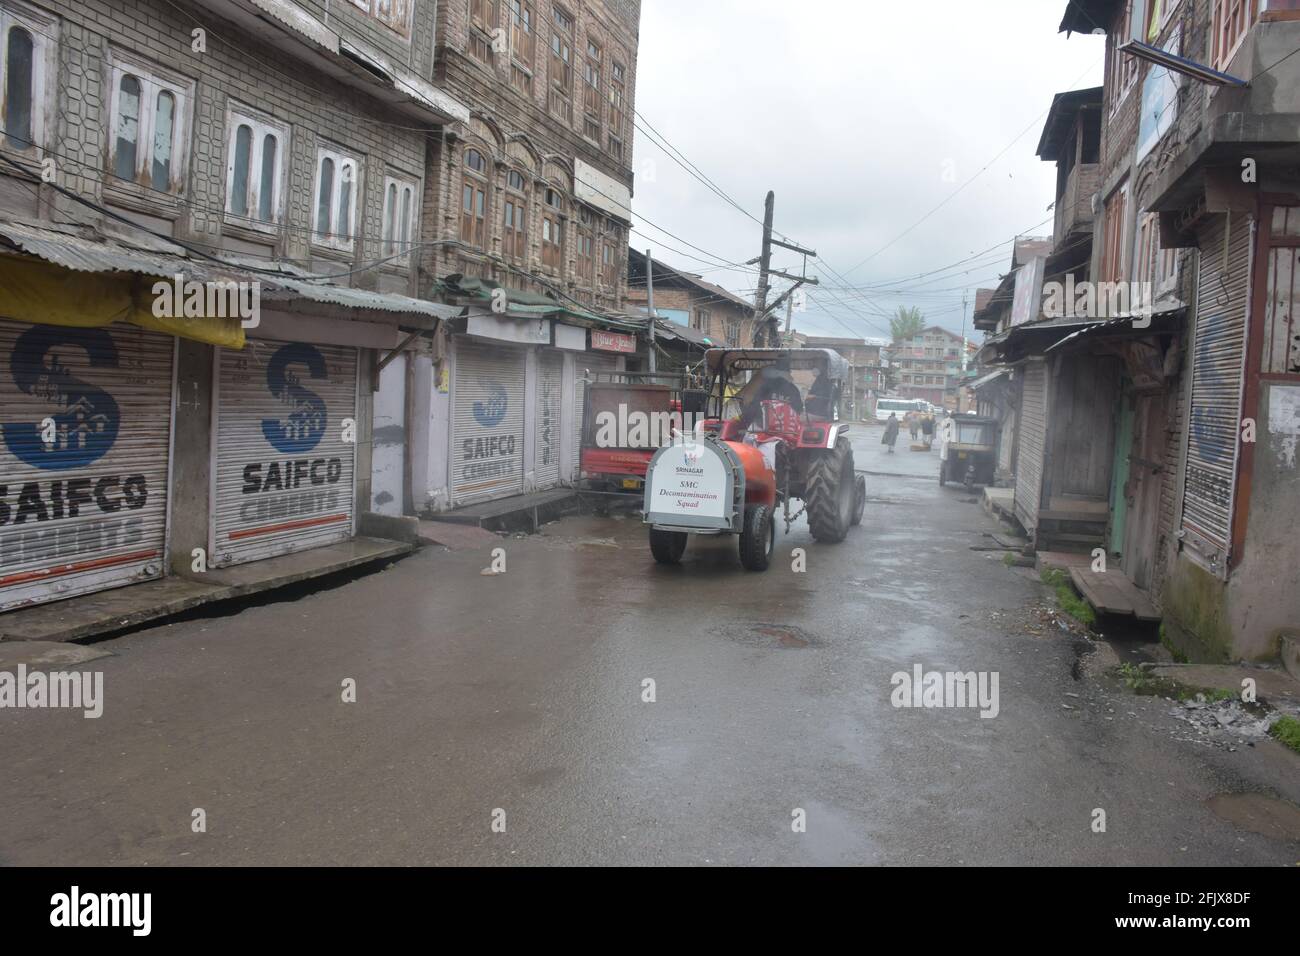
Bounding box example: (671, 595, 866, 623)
(890, 326, 972, 409)
(802, 336, 888, 419)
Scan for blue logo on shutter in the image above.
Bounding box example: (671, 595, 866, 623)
(262, 343, 328, 453)
(473, 382, 508, 427)
(3, 326, 121, 470)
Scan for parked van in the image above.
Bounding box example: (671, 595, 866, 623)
(874, 397, 928, 423)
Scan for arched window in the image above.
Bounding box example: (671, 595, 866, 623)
(230, 123, 252, 216)
(225, 107, 286, 227)
(503, 169, 528, 261)
(3, 25, 34, 148)
(316, 156, 334, 237)
(150, 90, 175, 191)
(114, 74, 142, 182)
(337, 160, 354, 237)
(258, 133, 277, 222)
(384, 182, 398, 253)
(541, 186, 564, 271)
(312, 148, 359, 250)
(461, 148, 488, 249)
(106, 55, 193, 196)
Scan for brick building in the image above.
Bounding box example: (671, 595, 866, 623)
(626, 249, 756, 352)
(423, 0, 640, 315)
(0, 0, 469, 615)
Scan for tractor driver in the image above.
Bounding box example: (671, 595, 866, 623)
(734, 357, 803, 431)
(805, 368, 833, 419)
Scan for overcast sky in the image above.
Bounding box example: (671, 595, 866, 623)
(631, 0, 1106, 342)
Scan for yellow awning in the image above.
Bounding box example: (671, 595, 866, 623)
(0, 256, 245, 348)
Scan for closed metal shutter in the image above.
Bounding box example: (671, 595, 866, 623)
(572, 354, 618, 475)
(535, 351, 564, 487)
(1015, 358, 1048, 535)
(0, 321, 173, 610)
(212, 339, 358, 567)
(452, 342, 526, 504)
(1181, 213, 1252, 570)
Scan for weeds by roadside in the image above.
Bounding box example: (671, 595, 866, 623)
(1271, 715, 1300, 754)
(1039, 568, 1096, 628)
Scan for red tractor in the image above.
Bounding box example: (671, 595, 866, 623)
(643, 348, 866, 570)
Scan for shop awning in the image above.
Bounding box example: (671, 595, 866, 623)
(968, 367, 1011, 391)
(1044, 306, 1186, 353)
(0, 219, 464, 347)
(439, 275, 646, 333)
(263, 276, 463, 324)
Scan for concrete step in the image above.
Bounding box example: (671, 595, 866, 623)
(426, 488, 580, 534)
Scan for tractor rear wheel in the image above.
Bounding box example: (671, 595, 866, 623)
(806, 435, 855, 543)
(738, 505, 775, 571)
(649, 528, 688, 564)
(851, 473, 866, 526)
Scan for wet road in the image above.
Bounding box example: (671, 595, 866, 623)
(2, 425, 1298, 865)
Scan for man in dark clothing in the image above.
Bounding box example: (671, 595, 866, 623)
(920, 413, 935, 449)
(882, 413, 900, 453)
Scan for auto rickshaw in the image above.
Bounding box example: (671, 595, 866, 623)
(937, 415, 999, 489)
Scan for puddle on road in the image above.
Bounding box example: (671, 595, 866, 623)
(713, 622, 819, 649)
(1206, 792, 1300, 842)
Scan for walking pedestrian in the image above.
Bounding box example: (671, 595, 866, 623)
(882, 412, 900, 454)
(920, 413, 935, 450)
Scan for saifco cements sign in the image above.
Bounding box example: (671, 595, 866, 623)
(0, 322, 173, 610)
(212, 340, 357, 566)
(452, 345, 524, 503)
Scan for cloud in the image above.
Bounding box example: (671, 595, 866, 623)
(631, 0, 1103, 340)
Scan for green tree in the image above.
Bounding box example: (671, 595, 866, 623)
(890, 306, 924, 342)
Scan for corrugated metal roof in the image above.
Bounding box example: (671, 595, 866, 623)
(0, 219, 198, 277)
(1, 219, 463, 320)
(265, 276, 462, 319)
(968, 368, 1011, 390)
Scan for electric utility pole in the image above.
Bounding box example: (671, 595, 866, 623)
(646, 248, 656, 373)
(748, 191, 819, 347)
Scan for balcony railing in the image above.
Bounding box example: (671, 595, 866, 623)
(1054, 161, 1099, 247)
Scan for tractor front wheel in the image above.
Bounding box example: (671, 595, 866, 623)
(806, 436, 855, 543)
(649, 528, 688, 564)
(738, 505, 775, 571)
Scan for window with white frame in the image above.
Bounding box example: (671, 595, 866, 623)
(382, 174, 418, 257)
(348, 0, 413, 38)
(1, 1, 56, 153)
(313, 146, 361, 251)
(108, 53, 193, 195)
(225, 107, 288, 229)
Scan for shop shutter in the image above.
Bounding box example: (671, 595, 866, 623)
(212, 339, 358, 567)
(0, 321, 173, 610)
(452, 342, 526, 504)
(1180, 213, 1252, 571)
(572, 354, 619, 475)
(1015, 358, 1048, 535)
(535, 351, 564, 487)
